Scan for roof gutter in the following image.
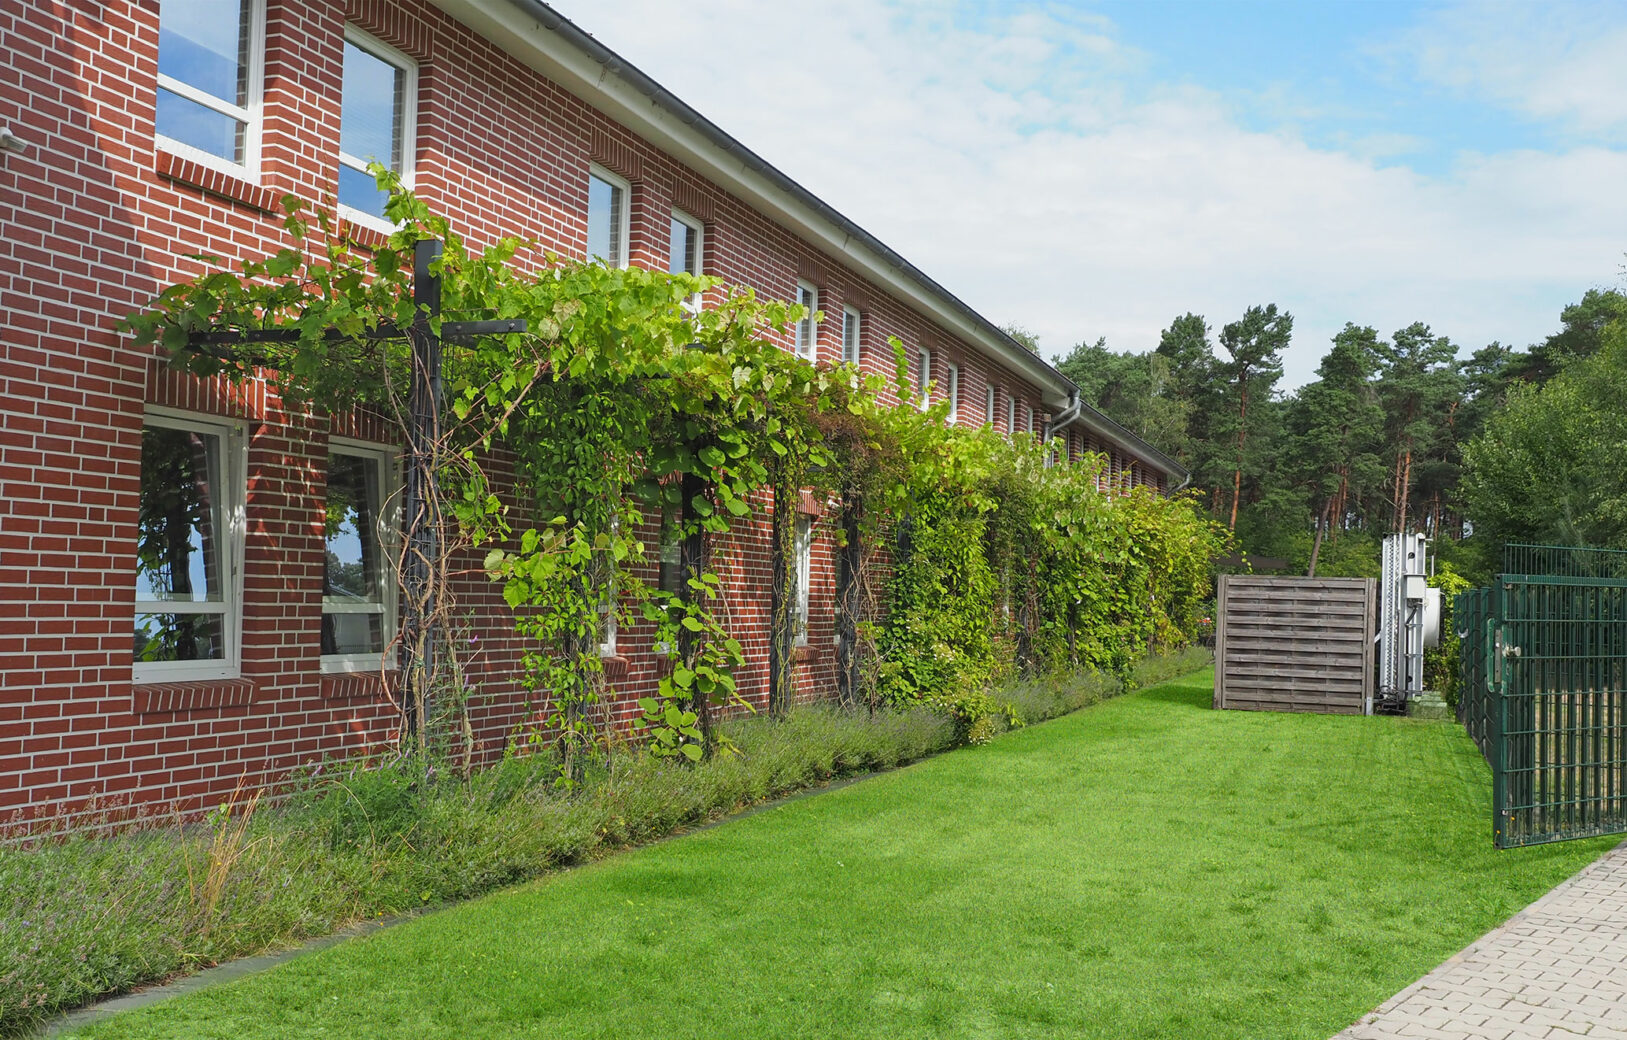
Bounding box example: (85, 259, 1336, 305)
(1062, 404, 1186, 480)
(433, 0, 1189, 483)
(462, 0, 1067, 401)
(1044, 389, 1186, 481)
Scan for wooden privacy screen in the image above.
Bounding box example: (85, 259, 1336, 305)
(1214, 575, 1377, 714)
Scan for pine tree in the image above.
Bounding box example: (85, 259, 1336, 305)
(1286, 324, 1385, 574)
(1216, 305, 1291, 530)
(1374, 323, 1461, 534)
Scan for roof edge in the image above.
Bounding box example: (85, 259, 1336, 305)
(480, 0, 1066, 395)
(1065, 406, 1186, 480)
(433, 0, 1186, 482)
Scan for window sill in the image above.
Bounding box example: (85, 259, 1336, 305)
(795, 644, 820, 663)
(132, 677, 259, 715)
(333, 217, 389, 252)
(320, 671, 394, 702)
(156, 148, 280, 214)
(601, 655, 631, 682)
(320, 652, 392, 675)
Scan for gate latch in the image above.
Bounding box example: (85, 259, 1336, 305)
(1502, 643, 1522, 660)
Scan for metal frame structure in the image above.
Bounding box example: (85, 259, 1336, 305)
(184, 239, 525, 739)
(1377, 532, 1437, 713)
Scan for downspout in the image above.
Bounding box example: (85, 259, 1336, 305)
(1051, 389, 1189, 491)
(1043, 391, 1081, 465)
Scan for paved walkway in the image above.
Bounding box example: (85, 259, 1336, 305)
(1335, 840, 1627, 1040)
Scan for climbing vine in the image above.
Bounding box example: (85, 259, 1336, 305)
(875, 423, 1229, 736)
(125, 176, 1225, 770)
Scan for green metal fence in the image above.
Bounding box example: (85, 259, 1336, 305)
(1457, 544, 1627, 848)
(1500, 543, 1627, 582)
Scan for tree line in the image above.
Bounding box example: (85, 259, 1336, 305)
(1037, 286, 1627, 582)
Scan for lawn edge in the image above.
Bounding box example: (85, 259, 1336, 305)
(1329, 835, 1627, 1037)
(33, 663, 1213, 1038)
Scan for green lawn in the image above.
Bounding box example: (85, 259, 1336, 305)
(68, 670, 1616, 1040)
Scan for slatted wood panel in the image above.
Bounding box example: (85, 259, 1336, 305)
(1214, 576, 1376, 715)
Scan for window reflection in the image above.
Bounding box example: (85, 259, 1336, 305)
(158, 0, 250, 103)
(136, 426, 223, 603)
(134, 613, 224, 663)
(156, 89, 245, 163)
(134, 423, 227, 664)
(155, 0, 253, 164)
(794, 515, 813, 644)
(587, 172, 624, 265)
(669, 216, 697, 275)
(337, 36, 410, 221)
(323, 451, 386, 656)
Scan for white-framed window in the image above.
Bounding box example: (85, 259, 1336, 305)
(842, 306, 861, 367)
(984, 382, 996, 427)
(945, 363, 960, 424)
(597, 516, 623, 657)
(918, 347, 933, 408)
(794, 514, 814, 645)
(653, 508, 686, 655)
(795, 280, 819, 360)
(322, 440, 398, 672)
(598, 592, 618, 657)
(154, 0, 265, 175)
(659, 516, 685, 597)
(336, 27, 417, 230)
(133, 410, 247, 683)
(1006, 393, 1016, 434)
(669, 208, 704, 310)
(1026, 404, 1036, 435)
(587, 165, 631, 268)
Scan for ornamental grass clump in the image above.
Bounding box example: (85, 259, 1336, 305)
(0, 654, 1200, 1035)
(0, 696, 970, 1036)
(948, 649, 1213, 742)
(1129, 645, 1213, 690)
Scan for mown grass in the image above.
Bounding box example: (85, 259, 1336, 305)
(0, 707, 953, 1036)
(3, 650, 1204, 1036)
(58, 665, 1616, 1040)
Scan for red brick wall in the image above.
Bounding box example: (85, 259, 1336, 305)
(0, 0, 1157, 827)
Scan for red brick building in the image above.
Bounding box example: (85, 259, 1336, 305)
(0, 0, 1184, 825)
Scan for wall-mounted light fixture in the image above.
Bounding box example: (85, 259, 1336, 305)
(0, 125, 29, 154)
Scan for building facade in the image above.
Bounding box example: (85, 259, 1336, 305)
(0, 0, 1184, 825)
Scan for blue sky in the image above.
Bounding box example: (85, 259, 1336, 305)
(550, 0, 1627, 387)
(1091, 1, 1535, 172)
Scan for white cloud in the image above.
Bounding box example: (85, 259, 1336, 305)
(1395, 1, 1627, 139)
(551, 0, 1627, 386)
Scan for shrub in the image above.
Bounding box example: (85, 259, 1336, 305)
(1001, 669, 1121, 725)
(876, 427, 1226, 723)
(1424, 565, 1473, 709)
(306, 759, 426, 850)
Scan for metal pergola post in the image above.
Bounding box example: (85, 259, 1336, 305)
(400, 239, 444, 743)
(183, 236, 526, 751)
